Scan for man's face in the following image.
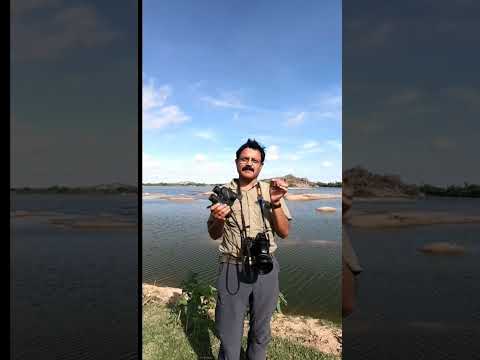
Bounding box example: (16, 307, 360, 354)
(235, 147, 263, 181)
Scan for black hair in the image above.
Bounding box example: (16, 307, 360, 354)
(236, 138, 266, 163)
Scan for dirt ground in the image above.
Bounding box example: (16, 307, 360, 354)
(142, 284, 342, 356)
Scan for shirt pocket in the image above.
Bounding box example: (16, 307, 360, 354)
(226, 199, 243, 228)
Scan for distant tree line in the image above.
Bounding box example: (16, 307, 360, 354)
(419, 183, 480, 197)
(12, 185, 138, 194)
(143, 182, 208, 186)
(315, 181, 342, 188)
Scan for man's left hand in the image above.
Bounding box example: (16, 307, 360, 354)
(270, 178, 288, 205)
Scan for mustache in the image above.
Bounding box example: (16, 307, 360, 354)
(242, 166, 254, 171)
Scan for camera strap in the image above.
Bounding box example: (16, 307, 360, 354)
(232, 179, 247, 242)
(255, 184, 271, 239)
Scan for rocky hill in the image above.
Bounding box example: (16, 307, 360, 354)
(343, 166, 419, 197)
(262, 174, 340, 188)
(261, 175, 312, 188)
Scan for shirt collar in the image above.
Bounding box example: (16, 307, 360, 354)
(228, 178, 259, 192)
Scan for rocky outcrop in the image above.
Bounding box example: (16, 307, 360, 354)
(263, 175, 318, 188)
(343, 167, 420, 198)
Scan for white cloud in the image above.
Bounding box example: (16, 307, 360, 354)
(320, 94, 342, 107)
(194, 130, 215, 141)
(266, 145, 280, 161)
(303, 141, 319, 149)
(194, 153, 207, 162)
(142, 155, 236, 184)
(303, 147, 325, 153)
(142, 152, 340, 184)
(143, 152, 163, 177)
(326, 140, 342, 151)
(189, 80, 205, 92)
(201, 94, 246, 109)
(315, 111, 338, 119)
(285, 154, 301, 161)
(285, 112, 306, 127)
(143, 80, 170, 111)
(299, 141, 324, 154)
(144, 105, 189, 130)
(143, 76, 189, 130)
(13, 3, 117, 61)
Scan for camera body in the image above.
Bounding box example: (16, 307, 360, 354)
(245, 232, 273, 275)
(208, 185, 238, 207)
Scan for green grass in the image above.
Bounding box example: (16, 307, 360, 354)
(143, 302, 340, 360)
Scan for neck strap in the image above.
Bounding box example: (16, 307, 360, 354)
(233, 180, 271, 241)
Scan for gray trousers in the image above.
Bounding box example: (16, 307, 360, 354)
(215, 256, 280, 360)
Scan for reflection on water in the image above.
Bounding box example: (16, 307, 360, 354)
(11, 194, 138, 360)
(143, 186, 342, 323)
(344, 198, 480, 359)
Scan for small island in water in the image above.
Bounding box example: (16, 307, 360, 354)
(143, 174, 342, 188)
(11, 183, 138, 194)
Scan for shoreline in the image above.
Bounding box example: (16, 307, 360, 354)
(143, 283, 341, 356)
(346, 210, 480, 228)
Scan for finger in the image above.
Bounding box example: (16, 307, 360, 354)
(214, 210, 225, 219)
(221, 207, 231, 217)
(212, 207, 223, 216)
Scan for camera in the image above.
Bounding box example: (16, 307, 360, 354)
(244, 232, 273, 275)
(208, 185, 238, 207)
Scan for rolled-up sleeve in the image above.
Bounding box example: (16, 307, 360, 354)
(280, 197, 293, 220)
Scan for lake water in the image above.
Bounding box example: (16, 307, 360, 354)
(343, 197, 480, 359)
(11, 194, 138, 359)
(12, 191, 480, 358)
(142, 185, 342, 324)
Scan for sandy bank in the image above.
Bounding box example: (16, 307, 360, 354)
(316, 207, 337, 212)
(347, 211, 480, 228)
(142, 283, 341, 356)
(142, 193, 196, 201)
(49, 218, 137, 229)
(418, 242, 466, 255)
(354, 196, 418, 202)
(286, 193, 340, 201)
(11, 210, 66, 218)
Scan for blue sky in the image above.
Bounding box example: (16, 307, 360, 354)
(143, 0, 341, 184)
(343, 0, 480, 186)
(12, 0, 137, 187)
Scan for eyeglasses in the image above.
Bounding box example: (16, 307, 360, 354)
(238, 157, 261, 165)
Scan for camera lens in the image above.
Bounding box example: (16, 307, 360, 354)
(256, 254, 273, 274)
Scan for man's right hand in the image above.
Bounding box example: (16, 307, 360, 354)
(210, 203, 232, 221)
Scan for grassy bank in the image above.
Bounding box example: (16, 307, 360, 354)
(143, 301, 340, 360)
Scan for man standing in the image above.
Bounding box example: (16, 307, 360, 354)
(207, 139, 292, 360)
(342, 182, 363, 317)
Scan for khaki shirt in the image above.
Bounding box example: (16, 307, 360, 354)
(342, 226, 363, 275)
(208, 179, 292, 263)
